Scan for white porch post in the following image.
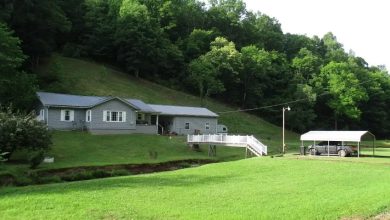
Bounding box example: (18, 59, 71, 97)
(156, 114, 159, 134)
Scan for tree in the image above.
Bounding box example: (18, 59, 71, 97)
(0, 22, 26, 74)
(0, 22, 37, 111)
(189, 55, 224, 106)
(115, 0, 160, 78)
(83, 0, 120, 61)
(322, 32, 348, 63)
(189, 37, 240, 105)
(1, 0, 71, 67)
(239, 45, 272, 108)
(315, 62, 368, 129)
(182, 29, 217, 61)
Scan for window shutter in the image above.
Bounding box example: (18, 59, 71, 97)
(70, 110, 75, 121)
(103, 111, 107, 122)
(60, 110, 65, 121)
(123, 111, 126, 122)
(85, 110, 89, 122)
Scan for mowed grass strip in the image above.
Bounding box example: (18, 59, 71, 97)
(41, 131, 247, 169)
(1, 157, 389, 219)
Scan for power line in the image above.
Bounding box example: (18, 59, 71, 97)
(217, 77, 378, 114)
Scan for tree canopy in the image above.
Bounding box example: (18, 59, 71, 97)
(0, 0, 389, 137)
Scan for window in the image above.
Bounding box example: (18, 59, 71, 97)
(61, 109, 74, 122)
(103, 111, 126, 122)
(185, 122, 190, 130)
(86, 110, 91, 122)
(205, 123, 210, 130)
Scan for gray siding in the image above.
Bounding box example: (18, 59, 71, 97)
(90, 126, 156, 135)
(47, 107, 85, 130)
(135, 125, 157, 134)
(89, 99, 136, 130)
(171, 116, 218, 135)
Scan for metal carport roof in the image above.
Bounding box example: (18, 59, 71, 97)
(300, 131, 375, 142)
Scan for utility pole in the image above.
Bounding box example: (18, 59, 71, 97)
(282, 106, 291, 154)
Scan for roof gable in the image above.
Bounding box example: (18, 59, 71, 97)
(91, 97, 140, 110)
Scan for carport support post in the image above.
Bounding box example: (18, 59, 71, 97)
(328, 140, 330, 157)
(358, 142, 361, 157)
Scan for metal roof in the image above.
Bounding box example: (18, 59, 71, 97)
(148, 104, 218, 117)
(300, 131, 375, 142)
(37, 92, 218, 117)
(37, 92, 106, 108)
(37, 92, 153, 112)
(126, 99, 157, 113)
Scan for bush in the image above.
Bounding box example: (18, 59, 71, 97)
(111, 169, 131, 177)
(91, 169, 112, 178)
(15, 176, 33, 186)
(62, 170, 94, 181)
(29, 150, 45, 169)
(35, 175, 62, 184)
(0, 107, 52, 160)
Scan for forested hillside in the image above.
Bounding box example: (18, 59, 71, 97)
(1, 0, 389, 137)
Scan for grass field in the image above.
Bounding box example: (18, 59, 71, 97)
(43, 131, 247, 169)
(1, 156, 389, 219)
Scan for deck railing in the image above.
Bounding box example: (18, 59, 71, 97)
(187, 134, 267, 156)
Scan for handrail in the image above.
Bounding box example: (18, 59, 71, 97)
(187, 134, 267, 156)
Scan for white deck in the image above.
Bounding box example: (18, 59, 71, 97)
(187, 134, 267, 156)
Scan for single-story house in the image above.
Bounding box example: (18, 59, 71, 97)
(36, 92, 219, 135)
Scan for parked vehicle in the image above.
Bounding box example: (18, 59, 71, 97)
(308, 141, 357, 157)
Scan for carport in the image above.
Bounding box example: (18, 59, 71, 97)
(300, 131, 376, 157)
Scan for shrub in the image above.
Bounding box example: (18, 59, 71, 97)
(29, 150, 45, 169)
(111, 169, 131, 177)
(91, 169, 112, 178)
(0, 107, 52, 160)
(15, 176, 33, 186)
(62, 170, 94, 181)
(36, 175, 62, 184)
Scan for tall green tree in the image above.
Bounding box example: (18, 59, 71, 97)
(315, 61, 368, 129)
(0, 22, 37, 110)
(239, 45, 272, 108)
(189, 37, 241, 105)
(1, 0, 71, 67)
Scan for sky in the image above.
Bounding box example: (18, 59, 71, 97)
(243, 0, 389, 69)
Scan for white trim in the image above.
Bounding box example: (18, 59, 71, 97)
(47, 107, 49, 126)
(86, 110, 92, 122)
(103, 110, 126, 122)
(60, 109, 74, 122)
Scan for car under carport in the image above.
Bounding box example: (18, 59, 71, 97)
(300, 131, 376, 157)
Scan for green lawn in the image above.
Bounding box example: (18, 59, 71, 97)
(1, 156, 389, 219)
(44, 131, 248, 169)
